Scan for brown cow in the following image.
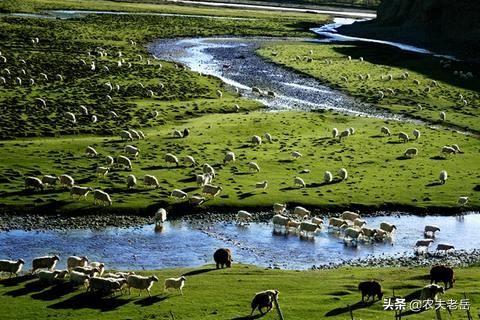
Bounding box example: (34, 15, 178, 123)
(213, 248, 232, 269)
(430, 265, 454, 289)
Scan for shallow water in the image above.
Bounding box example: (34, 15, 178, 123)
(1, 213, 478, 270)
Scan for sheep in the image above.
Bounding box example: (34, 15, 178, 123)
(348, 127, 355, 135)
(324, 171, 333, 183)
(353, 218, 366, 228)
(441, 146, 456, 156)
(164, 276, 187, 294)
(374, 228, 389, 241)
(344, 227, 364, 243)
(450, 144, 462, 153)
(163, 153, 179, 167)
(415, 239, 434, 253)
(398, 132, 409, 143)
(294, 176, 306, 188)
(430, 265, 454, 289)
(377, 91, 384, 99)
(72, 266, 100, 279)
(70, 186, 93, 200)
(96, 166, 109, 177)
(248, 161, 260, 173)
(40, 72, 48, 81)
(38, 270, 66, 284)
(79, 105, 88, 116)
(410, 130, 421, 141)
(216, 90, 223, 98)
(183, 156, 196, 167)
(329, 218, 348, 229)
(129, 130, 141, 140)
(0, 259, 25, 277)
(340, 76, 348, 82)
(255, 181, 268, 189)
(89, 262, 105, 276)
(124, 145, 139, 157)
(234, 104, 240, 112)
(88, 277, 126, 296)
(436, 244, 455, 253)
(264, 133, 273, 143)
(299, 221, 320, 237)
(138, 130, 146, 139)
(189, 195, 206, 206)
(332, 128, 339, 138)
(458, 196, 469, 206)
(117, 156, 132, 170)
(342, 211, 360, 221)
(103, 156, 114, 167)
(358, 281, 383, 302)
(360, 227, 377, 239)
(440, 111, 446, 121)
(65, 112, 76, 123)
(32, 255, 60, 273)
(339, 129, 350, 141)
(69, 270, 91, 287)
(91, 115, 97, 123)
(380, 222, 397, 233)
(41, 175, 59, 187)
(413, 79, 420, 85)
(424, 225, 440, 237)
(172, 130, 183, 138)
(59, 174, 75, 188)
(293, 206, 310, 219)
(251, 135, 262, 145)
(203, 163, 216, 177)
(380, 127, 391, 136)
(25, 176, 44, 191)
(236, 210, 253, 224)
(171, 189, 188, 200)
(213, 248, 232, 269)
(272, 214, 291, 229)
(196, 173, 213, 187)
(250, 290, 279, 316)
(154, 208, 167, 226)
(93, 189, 112, 206)
(273, 203, 287, 214)
(439, 170, 448, 184)
(120, 130, 133, 141)
(223, 151, 235, 164)
(419, 284, 444, 302)
(291, 151, 302, 159)
(404, 148, 418, 158)
(202, 184, 222, 198)
(85, 146, 98, 157)
(338, 168, 348, 180)
(67, 256, 88, 270)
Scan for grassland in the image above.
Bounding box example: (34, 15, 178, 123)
(0, 264, 479, 319)
(258, 42, 480, 133)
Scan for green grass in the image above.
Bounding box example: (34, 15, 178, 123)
(0, 264, 479, 319)
(257, 42, 480, 133)
(1, 110, 479, 212)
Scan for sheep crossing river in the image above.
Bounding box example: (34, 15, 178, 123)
(1, 213, 479, 270)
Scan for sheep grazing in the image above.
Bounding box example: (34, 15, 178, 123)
(440, 111, 446, 121)
(183, 156, 196, 167)
(96, 167, 109, 177)
(79, 105, 88, 115)
(380, 126, 391, 136)
(342, 211, 360, 221)
(202, 184, 222, 198)
(439, 170, 448, 184)
(458, 196, 469, 206)
(299, 221, 320, 237)
(264, 132, 273, 143)
(224, 151, 236, 164)
(441, 146, 456, 156)
(248, 161, 260, 173)
(124, 145, 139, 157)
(171, 189, 188, 200)
(273, 203, 287, 214)
(324, 171, 333, 183)
(412, 129, 420, 140)
(85, 146, 98, 157)
(155, 208, 167, 226)
(424, 225, 440, 237)
(419, 284, 444, 302)
(213, 248, 232, 269)
(216, 90, 223, 98)
(41, 175, 59, 187)
(196, 173, 213, 187)
(377, 91, 384, 99)
(250, 290, 279, 316)
(413, 79, 420, 85)
(106, 156, 114, 167)
(69, 270, 91, 287)
(32, 255, 60, 273)
(404, 147, 418, 158)
(294, 176, 306, 188)
(329, 217, 348, 229)
(451, 144, 462, 153)
(293, 206, 310, 219)
(93, 189, 112, 206)
(237, 210, 253, 224)
(340, 76, 348, 82)
(417, 104, 423, 111)
(430, 265, 454, 289)
(120, 130, 133, 141)
(117, 156, 132, 170)
(251, 135, 262, 146)
(203, 163, 216, 177)
(164, 276, 186, 294)
(67, 256, 88, 270)
(398, 132, 409, 143)
(130, 129, 141, 140)
(234, 104, 240, 112)
(70, 186, 93, 200)
(172, 130, 183, 138)
(0, 259, 25, 277)
(358, 280, 383, 302)
(255, 180, 268, 189)
(165, 153, 179, 166)
(65, 112, 76, 123)
(339, 129, 350, 141)
(138, 130, 146, 139)
(332, 128, 338, 138)
(25, 176, 44, 191)
(380, 222, 397, 233)
(436, 244, 455, 254)
(91, 115, 98, 123)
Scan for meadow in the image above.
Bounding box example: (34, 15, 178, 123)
(0, 264, 479, 320)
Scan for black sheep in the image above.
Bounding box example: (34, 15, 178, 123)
(358, 280, 383, 302)
(213, 248, 232, 269)
(250, 290, 279, 316)
(430, 265, 454, 289)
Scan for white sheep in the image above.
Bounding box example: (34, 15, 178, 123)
(69, 270, 90, 287)
(451, 144, 462, 153)
(89, 262, 105, 276)
(59, 174, 75, 188)
(155, 208, 167, 226)
(294, 176, 306, 188)
(79, 105, 88, 115)
(458, 196, 469, 206)
(124, 145, 139, 157)
(165, 153, 179, 166)
(264, 133, 273, 143)
(413, 129, 420, 140)
(189, 195, 206, 206)
(339, 129, 350, 141)
(435, 243, 455, 252)
(164, 276, 186, 294)
(440, 111, 446, 121)
(237, 210, 253, 224)
(25, 176, 44, 191)
(96, 166, 109, 177)
(380, 222, 397, 233)
(291, 151, 302, 159)
(91, 115, 98, 123)
(441, 146, 456, 156)
(248, 161, 260, 173)
(299, 221, 320, 237)
(70, 186, 93, 200)
(439, 170, 448, 184)
(328, 217, 348, 229)
(272, 214, 291, 230)
(115, 156, 132, 171)
(32, 255, 60, 273)
(251, 135, 262, 145)
(293, 206, 310, 219)
(120, 130, 133, 141)
(67, 256, 89, 270)
(196, 173, 213, 187)
(144, 175, 160, 188)
(255, 180, 268, 189)
(202, 184, 222, 198)
(216, 90, 223, 98)
(203, 163, 216, 177)
(224, 151, 235, 164)
(0, 259, 25, 277)
(183, 156, 196, 167)
(65, 112, 76, 123)
(324, 171, 333, 183)
(273, 203, 287, 214)
(85, 146, 98, 157)
(38, 270, 65, 284)
(338, 168, 348, 180)
(342, 211, 360, 221)
(93, 189, 112, 206)
(404, 148, 418, 158)
(173, 130, 183, 138)
(414, 239, 434, 253)
(398, 132, 409, 143)
(344, 227, 364, 243)
(171, 189, 188, 200)
(332, 128, 339, 138)
(41, 175, 59, 186)
(380, 127, 391, 136)
(353, 218, 366, 228)
(129, 130, 141, 140)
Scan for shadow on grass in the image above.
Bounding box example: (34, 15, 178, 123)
(430, 156, 447, 160)
(182, 268, 217, 277)
(133, 294, 167, 307)
(31, 282, 76, 301)
(396, 155, 412, 160)
(0, 274, 35, 287)
(387, 141, 406, 145)
(48, 292, 130, 311)
(325, 300, 375, 317)
(426, 182, 443, 187)
(4, 280, 49, 297)
(239, 192, 255, 200)
(231, 313, 265, 320)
